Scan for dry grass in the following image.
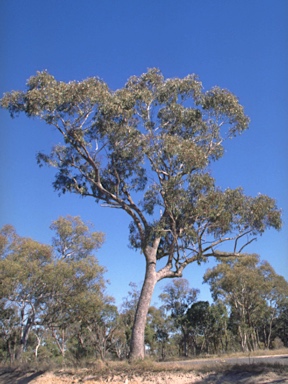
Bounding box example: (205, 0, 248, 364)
(216, 347, 288, 359)
(1, 349, 288, 384)
(1, 359, 288, 384)
(163, 347, 288, 362)
(47, 354, 288, 380)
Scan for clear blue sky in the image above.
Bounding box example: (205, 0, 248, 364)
(1, 0, 287, 306)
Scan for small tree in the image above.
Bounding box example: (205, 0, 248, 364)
(203, 254, 288, 351)
(0, 217, 107, 362)
(0, 230, 52, 361)
(0, 302, 20, 363)
(145, 306, 170, 359)
(1, 69, 281, 359)
(119, 282, 141, 356)
(274, 299, 288, 347)
(186, 300, 228, 355)
(159, 279, 199, 356)
(68, 298, 119, 361)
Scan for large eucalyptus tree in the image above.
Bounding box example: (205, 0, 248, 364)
(1, 69, 281, 359)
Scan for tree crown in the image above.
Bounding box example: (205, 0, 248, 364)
(1, 69, 281, 275)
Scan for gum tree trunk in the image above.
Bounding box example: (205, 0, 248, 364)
(16, 312, 34, 361)
(129, 247, 158, 361)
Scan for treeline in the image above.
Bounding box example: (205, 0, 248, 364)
(0, 216, 287, 364)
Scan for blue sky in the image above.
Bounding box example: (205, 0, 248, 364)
(1, 0, 287, 306)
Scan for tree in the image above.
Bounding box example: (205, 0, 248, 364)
(186, 301, 210, 355)
(274, 299, 288, 347)
(159, 279, 199, 356)
(119, 282, 141, 357)
(41, 216, 107, 359)
(145, 306, 171, 359)
(203, 254, 288, 351)
(68, 297, 119, 361)
(50, 215, 104, 261)
(207, 302, 230, 354)
(0, 217, 107, 362)
(1, 69, 282, 360)
(0, 231, 52, 360)
(0, 302, 20, 363)
(159, 279, 199, 318)
(185, 300, 228, 355)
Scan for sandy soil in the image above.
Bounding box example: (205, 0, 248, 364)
(1, 368, 288, 384)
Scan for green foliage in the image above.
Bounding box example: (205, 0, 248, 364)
(159, 279, 199, 322)
(0, 216, 108, 363)
(159, 279, 199, 357)
(0, 69, 281, 270)
(145, 306, 172, 357)
(204, 255, 288, 351)
(50, 215, 105, 260)
(185, 301, 229, 355)
(274, 299, 288, 347)
(117, 282, 141, 357)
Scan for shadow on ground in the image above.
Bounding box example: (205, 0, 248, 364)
(192, 365, 288, 384)
(0, 368, 45, 384)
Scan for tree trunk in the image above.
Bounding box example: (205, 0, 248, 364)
(51, 327, 66, 357)
(15, 315, 34, 361)
(266, 308, 277, 349)
(129, 254, 157, 361)
(34, 333, 41, 361)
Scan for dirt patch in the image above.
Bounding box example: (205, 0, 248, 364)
(1, 367, 288, 384)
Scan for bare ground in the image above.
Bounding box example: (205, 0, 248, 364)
(1, 362, 288, 384)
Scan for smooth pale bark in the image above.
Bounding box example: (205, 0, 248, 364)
(129, 238, 183, 360)
(129, 246, 158, 361)
(34, 333, 41, 360)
